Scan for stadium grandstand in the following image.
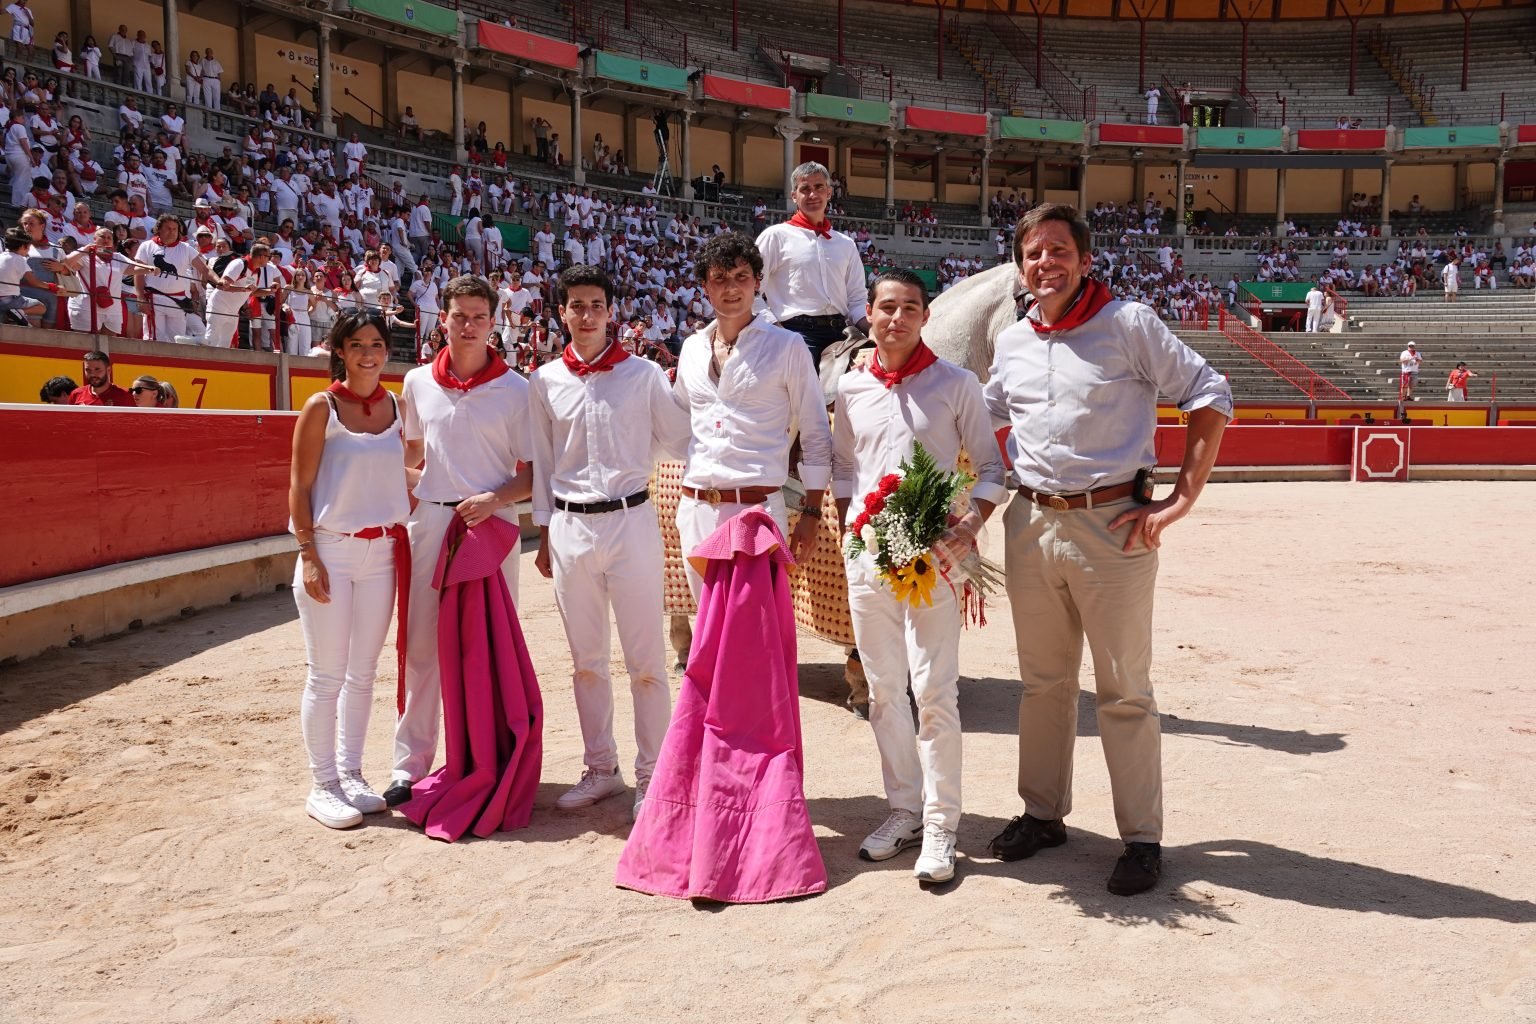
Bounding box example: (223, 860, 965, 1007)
(3, 0, 1536, 410)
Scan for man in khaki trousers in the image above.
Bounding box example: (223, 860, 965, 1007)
(981, 204, 1231, 895)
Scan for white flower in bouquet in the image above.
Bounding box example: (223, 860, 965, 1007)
(859, 522, 880, 555)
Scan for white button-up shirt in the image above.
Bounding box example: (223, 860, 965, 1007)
(528, 352, 691, 526)
(674, 317, 833, 492)
(982, 301, 1233, 494)
(756, 222, 868, 324)
(833, 355, 1009, 516)
(402, 365, 532, 522)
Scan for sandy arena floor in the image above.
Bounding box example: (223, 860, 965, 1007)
(2, 481, 1534, 1024)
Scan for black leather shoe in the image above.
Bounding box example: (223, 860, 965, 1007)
(1107, 842, 1162, 895)
(988, 814, 1067, 861)
(383, 780, 413, 808)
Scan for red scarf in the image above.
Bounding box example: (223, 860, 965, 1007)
(787, 211, 833, 239)
(870, 341, 939, 389)
(561, 341, 629, 377)
(1026, 277, 1114, 336)
(326, 380, 388, 417)
(432, 345, 509, 392)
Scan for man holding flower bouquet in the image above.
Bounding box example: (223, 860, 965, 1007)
(982, 204, 1231, 896)
(832, 269, 1008, 884)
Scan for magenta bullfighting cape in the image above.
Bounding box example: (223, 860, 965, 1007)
(615, 507, 828, 902)
(402, 515, 543, 842)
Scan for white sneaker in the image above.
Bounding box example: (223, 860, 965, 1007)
(858, 808, 924, 862)
(338, 770, 388, 814)
(632, 773, 651, 822)
(555, 766, 627, 810)
(306, 780, 364, 830)
(914, 822, 958, 883)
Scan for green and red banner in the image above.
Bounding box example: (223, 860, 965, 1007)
(700, 74, 791, 112)
(348, 0, 458, 37)
(1295, 128, 1387, 150)
(474, 21, 580, 70)
(1098, 123, 1183, 146)
(902, 106, 987, 136)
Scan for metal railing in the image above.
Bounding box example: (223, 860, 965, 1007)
(982, 7, 1094, 121)
(1219, 307, 1351, 400)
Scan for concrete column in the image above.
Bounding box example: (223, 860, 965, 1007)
(1493, 155, 1507, 234)
(1454, 161, 1470, 211)
(1275, 165, 1287, 236)
(452, 59, 466, 162)
(1341, 167, 1356, 215)
(836, 138, 851, 182)
(884, 135, 896, 209)
(236, 7, 257, 93)
(71, 0, 93, 59)
(979, 143, 992, 222)
(1235, 168, 1248, 217)
(381, 47, 397, 127)
(623, 104, 639, 170)
(678, 107, 694, 198)
(778, 122, 803, 205)
(510, 86, 524, 155)
(1175, 158, 1187, 235)
(1380, 158, 1393, 236)
(571, 86, 586, 184)
(1077, 155, 1089, 212)
(317, 23, 335, 137)
(730, 125, 746, 185)
(164, 0, 182, 101)
(933, 149, 947, 203)
(1132, 159, 1146, 207)
(1033, 156, 1046, 204)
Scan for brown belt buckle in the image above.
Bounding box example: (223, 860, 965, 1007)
(704, 487, 722, 506)
(1048, 494, 1071, 512)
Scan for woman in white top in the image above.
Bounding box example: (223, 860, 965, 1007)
(80, 36, 102, 79)
(285, 267, 314, 356)
(148, 40, 167, 96)
(288, 309, 412, 829)
(354, 250, 392, 312)
(51, 32, 72, 74)
(184, 51, 203, 106)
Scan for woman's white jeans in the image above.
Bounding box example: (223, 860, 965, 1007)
(294, 532, 398, 784)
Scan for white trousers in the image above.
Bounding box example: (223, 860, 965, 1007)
(675, 491, 788, 603)
(144, 293, 187, 342)
(295, 533, 398, 784)
(68, 296, 123, 335)
(1305, 308, 1321, 332)
(286, 312, 311, 356)
(133, 67, 152, 93)
(394, 500, 521, 782)
(204, 79, 222, 109)
(204, 310, 240, 347)
(845, 552, 963, 831)
(549, 501, 671, 776)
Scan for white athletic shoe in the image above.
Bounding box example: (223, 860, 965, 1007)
(306, 780, 364, 830)
(858, 808, 924, 862)
(914, 822, 958, 883)
(632, 773, 651, 822)
(556, 766, 627, 810)
(338, 770, 388, 814)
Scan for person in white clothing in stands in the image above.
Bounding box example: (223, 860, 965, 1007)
(832, 268, 1008, 885)
(754, 161, 870, 371)
(204, 242, 281, 348)
(343, 133, 368, 178)
(6, 0, 34, 61)
(530, 264, 692, 819)
(200, 48, 224, 110)
(288, 309, 413, 829)
(129, 30, 152, 94)
(1441, 257, 1460, 304)
(386, 275, 534, 807)
(62, 227, 152, 335)
(135, 214, 209, 343)
(1304, 278, 1325, 332)
(673, 231, 832, 598)
(1144, 87, 1160, 125)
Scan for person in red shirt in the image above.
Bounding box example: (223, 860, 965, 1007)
(67, 350, 136, 407)
(1446, 361, 1478, 402)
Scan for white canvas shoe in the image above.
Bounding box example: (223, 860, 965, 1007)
(632, 773, 651, 822)
(338, 770, 388, 814)
(556, 767, 627, 810)
(858, 808, 924, 862)
(914, 822, 958, 883)
(306, 780, 364, 830)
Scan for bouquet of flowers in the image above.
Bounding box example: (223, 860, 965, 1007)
(843, 442, 1004, 614)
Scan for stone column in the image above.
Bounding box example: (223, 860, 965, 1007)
(933, 149, 947, 203)
(1380, 158, 1393, 237)
(510, 85, 524, 155)
(730, 125, 747, 185)
(164, 0, 181, 102)
(1175, 158, 1187, 235)
(381, 47, 397, 128)
(1077, 155, 1089, 212)
(571, 85, 586, 184)
(1033, 156, 1046, 204)
(317, 23, 335, 137)
(451, 59, 466, 163)
(680, 106, 692, 198)
(1275, 165, 1287, 236)
(978, 141, 992, 223)
(778, 121, 803, 206)
(1454, 160, 1470, 211)
(1493, 155, 1507, 235)
(884, 135, 897, 209)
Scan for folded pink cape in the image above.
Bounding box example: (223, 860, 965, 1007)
(615, 507, 828, 902)
(401, 515, 543, 842)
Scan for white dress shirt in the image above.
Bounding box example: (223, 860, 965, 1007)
(401, 365, 532, 518)
(982, 301, 1233, 494)
(755, 221, 868, 324)
(674, 317, 833, 492)
(832, 355, 1009, 516)
(528, 351, 691, 526)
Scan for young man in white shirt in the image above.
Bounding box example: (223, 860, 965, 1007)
(135, 214, 209, 343)
(673, 231, 831, 597)
(387, 275, 534, 806)
(204, 242, 280, 348)
(530, 264, 691, 818)
(108, 24, 134, 85)
(832, 269, 1007, 884)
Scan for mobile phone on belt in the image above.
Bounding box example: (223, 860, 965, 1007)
(1133, 467, 1156, 505)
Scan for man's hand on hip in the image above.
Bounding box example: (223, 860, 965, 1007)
(1108, 495, 1192, 552)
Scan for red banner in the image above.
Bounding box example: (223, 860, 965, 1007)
(1517, 125, 1536, 145)
(1097, 123, 1183, 146)
(700, 74, 791, 112)
(475, 22, 581, 70)
(902, 106, 988, 137)
(1295, 129, 1388, 151)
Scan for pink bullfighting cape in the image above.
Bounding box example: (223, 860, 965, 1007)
(615, 507, 827, 902)
(402, 515, 543, 842)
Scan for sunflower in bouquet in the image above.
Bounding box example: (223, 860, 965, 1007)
(843, 442, 1003, 614)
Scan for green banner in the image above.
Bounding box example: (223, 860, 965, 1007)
(498, 222, 530, 252)
(804, 92, 891, 126)
(1239, 281, 1312, 303)
(430, 214, 529, 253)
(1196, 127, 1284, 150)
(997, 117, 1084, 143)
(1402, 125, 1500, 148)
(348, 0, 458, 37)
(875, 265, 937, 291)
(592, 51, 688, 93)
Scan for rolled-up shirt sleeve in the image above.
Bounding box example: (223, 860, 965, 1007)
(1130, 306, 1234, 417)
(788, 343, 833, 492)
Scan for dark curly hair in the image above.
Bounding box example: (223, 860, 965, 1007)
(694, 231, 764, 282)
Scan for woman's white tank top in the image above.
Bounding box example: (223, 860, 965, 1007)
(307, 393, 411, 534)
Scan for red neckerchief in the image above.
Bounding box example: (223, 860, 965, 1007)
(432, 345, 509, 392)
(561, 340, 630, 377)
(1026, 277, 1114, 336)
(787, 211, 832, 239)
(870, 341, 939, 389)
(326, 380, 388, 417)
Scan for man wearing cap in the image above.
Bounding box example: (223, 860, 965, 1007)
(204, 242, 280, 349)
(982, 203, 1231, 897)
(1399, 341, 1423, 401)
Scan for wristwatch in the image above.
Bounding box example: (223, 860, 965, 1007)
(798, 503, 823, 519)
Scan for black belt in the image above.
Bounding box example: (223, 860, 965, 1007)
(426, 498, 463, 508)
(554, 489, 649, 515)
(781, 314, 846, 329)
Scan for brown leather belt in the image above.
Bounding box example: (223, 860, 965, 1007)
(681, 485, 779, 506)
(1018, 481, 1137, 511)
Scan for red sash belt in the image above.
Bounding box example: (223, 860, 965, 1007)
(348, 524, 412, 713)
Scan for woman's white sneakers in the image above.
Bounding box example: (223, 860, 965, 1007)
(306, 780, 364, 829)
(338, 770, 388, 814)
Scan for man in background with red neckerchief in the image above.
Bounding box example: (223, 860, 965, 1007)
(982, 203, 1231, 896)
(386, 275, 534, 807)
